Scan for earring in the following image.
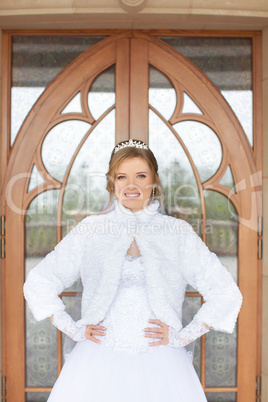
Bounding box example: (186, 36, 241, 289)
(152, 187, 156, 200)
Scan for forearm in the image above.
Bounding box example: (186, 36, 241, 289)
(50, 311, 87, 342)
(168, 316, 211, 348)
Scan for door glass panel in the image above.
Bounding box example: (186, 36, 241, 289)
(183, 297, 202, 378)
(204, 190, 238, 281)
(149, 109, 202, 228)
(182, 92, 203, 115)
(25, 190, 60, 389)
(219, 165, 236, 191)
(62, 110, 116, 233)
(149, 66, 176, 120)
(204, 191, 238, 388)
(26, 392, 50, 402)
(25, 308, 57, 388)
(206, 328, 238, 387)
(193, 337, 201, 380)
(159, 37, 253, 146)
(221, 90, 253, 146)
(11, 36, 105, 146)
(206, 392, 237, 402)
(27, 164, 46, 193)
(11, 87, 44, 146)
(88, 66, 115, 120)
(61, 295, 82, 364)
(173, 121, 222, 183)
(42, 120, 91, 182)
(61, 92, 83, 114)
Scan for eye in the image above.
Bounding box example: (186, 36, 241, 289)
(137, 174, 146, 178)
(117, 175, 125, 180)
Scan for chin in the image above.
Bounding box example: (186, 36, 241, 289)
(122, 199, 149, 211)
(123, 199, 141, 208)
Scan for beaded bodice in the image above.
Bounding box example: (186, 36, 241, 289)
(100, 254, 165, 354)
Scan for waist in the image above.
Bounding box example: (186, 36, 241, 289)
(98, 286, 164, 354)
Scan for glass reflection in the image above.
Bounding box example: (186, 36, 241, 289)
(11, 87, 44, 146)
(182, 92, 203, 115)
(27, 164, 46, 193)
(204, 190, 238, 280)
(149, 66, 176, 121)
(219, 165, 236, 192)
(158, 37, 253, 146)
(88, 66, 115, 121)
(11, 36, 105, 146)
(173, 121, 222, 183)
(205, 328, 237, 388)
(25, 190, 59, 258)
(204, 191, 238, 387)
(25, 307, 57, 388)
(206, 393, 236, 402)
(61, 92, 83, 114)
(183, 297, 202, 378)
(25, 190, 60, 388)
(42, 120, 91, 182)
(149, 109, 202, 228)
(26, 392, 50, 402)
(159, 37, 252, 91)
(61, 295, 82, 364)
(222, 90, 253, 146)
(61, 110, 115, 235)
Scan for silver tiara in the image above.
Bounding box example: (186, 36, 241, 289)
(113, 139, 149, 154)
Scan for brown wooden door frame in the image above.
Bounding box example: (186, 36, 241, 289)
(1, 30, 262, 401)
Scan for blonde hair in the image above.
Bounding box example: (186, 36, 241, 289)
(103, 139, 164, 213)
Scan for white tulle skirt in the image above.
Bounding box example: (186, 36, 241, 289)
(48, 339, 208, 402)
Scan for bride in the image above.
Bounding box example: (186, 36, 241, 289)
(24, 139, 243, 402)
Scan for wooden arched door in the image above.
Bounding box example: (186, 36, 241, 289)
(2, 31, 260, 402)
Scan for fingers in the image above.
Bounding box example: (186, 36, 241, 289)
(145, 320, 169, 346)
(86, 335, 101, 343)
(148, 319, 164, 326)
(89, 329, 106, 336)
(144, 332, 164, 339)
(144, 327, 162, 333)
(144, 320, 169, 336)
(85, 324, 106, 343)
(146, 319, 169, 331)
(144, 331, 169, 346)
(86, 324, 106, 332)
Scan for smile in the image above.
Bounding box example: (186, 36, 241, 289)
(124, 193, 140, 198)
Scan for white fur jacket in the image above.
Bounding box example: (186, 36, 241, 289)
(24, 198, 243, 333)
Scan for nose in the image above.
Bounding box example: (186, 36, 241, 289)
(125, 177, 137, 186)
(126, 184, 139, 190)
(125, 178, 140, 191)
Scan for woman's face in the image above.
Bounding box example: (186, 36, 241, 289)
(114, 157, 155, 212)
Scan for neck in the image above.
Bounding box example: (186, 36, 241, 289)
(121, 202, 150, 213)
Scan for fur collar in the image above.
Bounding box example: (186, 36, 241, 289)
(111, 198, 161, 224)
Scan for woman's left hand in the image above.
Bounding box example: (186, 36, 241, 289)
(144, 319, 169, 346)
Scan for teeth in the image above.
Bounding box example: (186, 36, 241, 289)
(125, 193, 140, 198)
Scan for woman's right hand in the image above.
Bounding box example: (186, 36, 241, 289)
(85, 323, 106, 343)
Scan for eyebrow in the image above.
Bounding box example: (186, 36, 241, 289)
(117, 171, 148, 174)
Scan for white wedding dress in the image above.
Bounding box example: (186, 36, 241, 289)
(48, 254, 208, 402)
